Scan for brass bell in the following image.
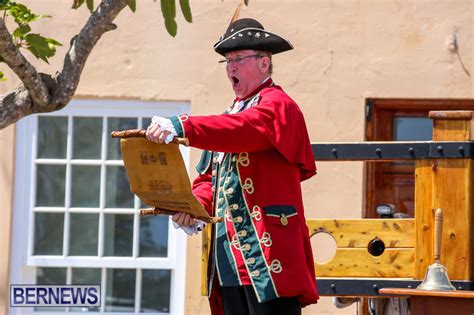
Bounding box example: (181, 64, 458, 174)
(417, 208, 456, 291)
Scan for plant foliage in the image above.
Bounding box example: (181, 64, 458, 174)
(0, 0, 193, 79)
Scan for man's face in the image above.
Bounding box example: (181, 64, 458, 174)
(224, 50, 268, 98)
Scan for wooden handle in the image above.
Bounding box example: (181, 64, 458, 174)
(139, 207, 223, 224)
(434, 208, 443, 262)
(110, 129, 189, 146)
(111, 129, 147, 138)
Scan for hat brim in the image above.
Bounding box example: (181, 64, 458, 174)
(213, 27, 293, 56)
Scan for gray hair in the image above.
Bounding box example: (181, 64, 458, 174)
(255, 50, 273, 75)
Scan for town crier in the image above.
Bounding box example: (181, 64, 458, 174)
(146, 17, 319, 315)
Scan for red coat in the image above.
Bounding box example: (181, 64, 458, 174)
(169, 80, 319, 312)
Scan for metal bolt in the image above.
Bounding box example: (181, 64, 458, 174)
(375, 148, 382, 157)
(408, 147, 415, 156)
(458, 145, 465, 156)
(331, 148, 338, 157)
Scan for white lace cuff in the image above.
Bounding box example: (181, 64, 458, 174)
(151, 116, 178, 144)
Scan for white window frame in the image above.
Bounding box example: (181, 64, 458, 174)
(10, 99, 190, 315)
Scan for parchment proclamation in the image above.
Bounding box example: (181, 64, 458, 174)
(118, 136, 221, 223)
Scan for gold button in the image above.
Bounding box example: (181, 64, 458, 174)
(226, 188, 234, 195)
(232, 204, 239, 210)
(238, 230, 247, 237)
(233, 216, 243, 223)
(247, 257, 256, 264)
(212, 170, 217, 176)
(251, 270, 260, 277)
(280, 213, 288, 226)
(242, 244, 251, 251)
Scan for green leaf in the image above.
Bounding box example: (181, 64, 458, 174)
(161, 0, 176, 19)
(86, 0, 94, 12)
(164, 16, 177, 37)
(0, 71, 7, 81)
(0, 0, 11, 10)
(71, 0, 85, 9)
(12, 24, 31, 38)
(24, 33, 62, 63)
(8, 3, 40, 24)
(161, 0, 177, 37)
(179, 0, 192, 23)
(128, 0, 136, 12)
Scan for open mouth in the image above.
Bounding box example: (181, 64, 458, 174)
(231, 76, 240, 86)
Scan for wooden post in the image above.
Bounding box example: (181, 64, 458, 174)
(415, 111, 473, 280)
(201, 224, 212, 296)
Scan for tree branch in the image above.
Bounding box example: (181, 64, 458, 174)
(0, 0, 130, 129)
(0, 18, 51, 107)
(0, 84, 34, 129)
(50, 0, 129, 109)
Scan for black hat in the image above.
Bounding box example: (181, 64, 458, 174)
(213, 18, 293, 56)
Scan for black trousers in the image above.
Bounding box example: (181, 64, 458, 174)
(220, 285, 302, 315)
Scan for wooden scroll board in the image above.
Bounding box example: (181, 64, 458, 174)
(111, 129, 222, 224)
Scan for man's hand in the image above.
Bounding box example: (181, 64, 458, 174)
(172, 212, 197, 227)
(146, 123, 172, 144)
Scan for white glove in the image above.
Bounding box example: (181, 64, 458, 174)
(172, 220, 206, 235)
(150, 116, 178, 144)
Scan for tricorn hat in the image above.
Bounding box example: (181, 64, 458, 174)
(213, 18, 293, 56)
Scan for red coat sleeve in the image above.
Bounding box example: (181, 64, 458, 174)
(192, 173, 213, 216)
(172, 87, 316, 181)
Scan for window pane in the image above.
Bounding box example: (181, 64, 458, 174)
(37, 267, 67, 284)
(36, 267, 67, 312)
(71, 268, 101, 312)
(104, 214, 133, 257)
(34, 213, 64, 255)
(393, 117, 432, 141)
(139, 216, 168, 257)
(107, 118, 137, 160)
(71, 165, 101, 207)
(73, 117, 102, 159)
(141, 270, 171, 313)
(72, 268, 101, 284)
(142, 117, 152, 129)
(105, 269, 135, 312)
(106, 166, 134, 208)
(36, 165, 66, 207)
(37, 116, 67, 159)
(69, 213, 99, 256)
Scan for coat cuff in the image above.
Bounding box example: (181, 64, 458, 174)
(169, 115, 188, 138)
